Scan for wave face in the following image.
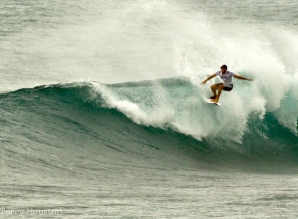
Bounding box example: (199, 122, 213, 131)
(1, 79, 297, 173)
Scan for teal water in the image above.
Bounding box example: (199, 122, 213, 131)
(1, 0, 298, 218)
(1, 80, 298, 218)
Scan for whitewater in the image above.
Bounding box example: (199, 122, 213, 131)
(1, 0, 298, 218)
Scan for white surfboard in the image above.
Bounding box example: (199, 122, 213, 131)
(207, 99, 221, 106)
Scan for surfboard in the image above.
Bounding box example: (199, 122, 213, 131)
(207, 99, 221, 106)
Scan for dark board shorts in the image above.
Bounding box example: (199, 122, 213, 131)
(216, 83, 233, 91)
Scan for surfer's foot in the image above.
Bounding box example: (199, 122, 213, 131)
(210, 95, 217, 99)
(210, 99, 219, 103)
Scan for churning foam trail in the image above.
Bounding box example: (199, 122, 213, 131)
(171, 8, 298, 135)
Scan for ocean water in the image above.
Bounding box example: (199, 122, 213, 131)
(1, 0, 298, 218)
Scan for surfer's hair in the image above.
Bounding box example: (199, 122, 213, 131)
(221, 65, 227, 69)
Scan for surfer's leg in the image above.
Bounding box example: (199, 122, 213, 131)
(211, 84, 224, 103)
(210, 83, 223, 99)
(210, 84, 217, 97)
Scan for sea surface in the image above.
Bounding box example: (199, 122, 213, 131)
(1, 0, 298, 218)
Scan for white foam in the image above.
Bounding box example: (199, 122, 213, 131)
(91, 82, 175, 127)
(70, 2, 298, 140)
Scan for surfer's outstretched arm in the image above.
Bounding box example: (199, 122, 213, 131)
(234, 74, 253, 81)
(201, 74, 216, 84)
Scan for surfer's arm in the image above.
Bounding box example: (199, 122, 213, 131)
(234, 74, 253, 81)
(201, 73, 216, 84)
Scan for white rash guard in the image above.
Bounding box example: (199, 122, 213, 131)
(215, 70, 234, 87)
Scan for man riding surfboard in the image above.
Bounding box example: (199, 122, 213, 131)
(201, 65, 253, 103)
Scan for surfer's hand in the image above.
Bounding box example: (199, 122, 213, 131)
(247, 78, 253, 81)
(201, 80, 206, 85)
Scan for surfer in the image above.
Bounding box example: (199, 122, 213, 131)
(201, 65, 253, 103)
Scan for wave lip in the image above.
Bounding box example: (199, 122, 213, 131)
(91, 76, 297, 140)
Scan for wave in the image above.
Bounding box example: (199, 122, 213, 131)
(0, 78, 297, 172)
